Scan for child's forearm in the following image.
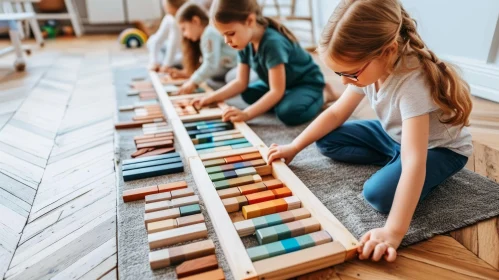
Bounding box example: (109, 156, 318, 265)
(386, 162, 425, 236)
(244, 90, 284, 120)
(209, 79, 247, 102)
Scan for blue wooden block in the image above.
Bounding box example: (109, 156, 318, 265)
(281, 237, 301, 253)
(222, 170, 238, 180)
(122, 162, 183, 181)
(195, 138, 248, 150)
(252, 217, 268, 229)
(231, 142, 252, 149)
(122, 152, 180, 165)
(188, 127, 227, 138)
(266, 242, 286, 258)
(184, 119, 224, 130)
(196, 122, 233, 131)
(233, 162, 247, 169)
(122, 156, 181, 171)
(294, 234, 315, 250)
(179, 204, 201, 216)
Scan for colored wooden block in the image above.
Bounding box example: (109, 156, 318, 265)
(240, 152, 262, 161)
(205, 159, 266, 174)
(231, 142, 252, 149)
(176, 213, 205, 227)
(202, 158, 226, 167)
(178, 268, 224, 280)
(195, 138, 248, 150)
(246, 190, 275, 205)
(145, 195, 199, 213)
(205, 165, 223, 174)
(263, 179, 284, 190)
(149, 239, 215, 269)
(235, 208, 312, 236)
(158, 181, 188, 192)
(242, 196, 301, 219)
(131, 148, 154, 158)
(212, 133, 244, 142)
(175, 255, 218, 278)
(171, 187, 195, 199)
(136, 139, 173, 150)
(136, 147, 176, 158)
(195, 129, 239, 139)
(123, 152, 180, 165)
(145, 208, 181, 225)
(147, 219, 177, 234)
(123, 162, 184, 182)
(256, 217, 321, 244)
(224, 155, 242, 164)
(238, 182, 267, 195)
(148, 223, 208, 249)
(135, 136, 174, 145)
(217, 187, 241, 199)
(222, 196, 249, 213)
(255, 165, 273, 176)
(196, 122, 233, 131)
(209, 170, 237, 182)
(213, 175, 262, 190)
(145, 192, 172, 203)
(122, 156, 181, 171)
(188, 127, 227, 138)
(134, 132, 173, 141)
(246, 231, 331, 261)
(198, 146, 233, 155)
(123, 186, 158, 202)
(234, 167, 257, 177)
(184, 119, 224, 130)
(271, 187, 292, 199)
(115, 118, 165, 129)
(179, 203, 201, 216)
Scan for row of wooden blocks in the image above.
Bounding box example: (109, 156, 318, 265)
(121, 152, 184, 181)
(123, 179, 224, 278)
(222, 186, 292, 213)
(115, 103, 166, 129)
(131, 129, 175, 158)
(128, 88, 158, 101)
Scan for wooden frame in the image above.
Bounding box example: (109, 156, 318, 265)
(150, 71, 359, 279)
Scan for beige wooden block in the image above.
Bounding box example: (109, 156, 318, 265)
(171, 187, 195, 199)
(148, 219, 177, 234)
(145, 192, 172, 203)
(144, 208, 181, 225)
(148, 223, 208, 249)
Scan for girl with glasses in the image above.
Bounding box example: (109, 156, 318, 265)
(267, 0, 472, 262)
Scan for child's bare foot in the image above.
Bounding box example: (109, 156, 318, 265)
(322, 83, 342, 108)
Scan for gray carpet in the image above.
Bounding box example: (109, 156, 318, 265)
(114, 67, 499, 279)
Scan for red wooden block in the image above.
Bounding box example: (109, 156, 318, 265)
(136, 147, 176, 158)
(123, 185, 158, 202)
(175, 255, 218, 278)
(240, 152, 262, 161)
(131, 148, 154, 158)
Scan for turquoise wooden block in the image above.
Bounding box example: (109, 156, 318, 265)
(179, 204, 201, 216)
(247, 244, 270, 262)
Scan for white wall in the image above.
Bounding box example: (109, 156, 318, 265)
(312, 0, 499, 102)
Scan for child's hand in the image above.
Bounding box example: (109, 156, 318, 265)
(357, 227, 403, 262)
(178, 81, 197, 95)
(190, 96, 213, 109)
(267, 143, 299, 164)
(159, 65, 172, 73)
(167, 68, 189, 79)
(222, 106, 249, 122)
(149, 63, 160, 72)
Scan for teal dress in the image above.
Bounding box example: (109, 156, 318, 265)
(238, 27, 325, 126)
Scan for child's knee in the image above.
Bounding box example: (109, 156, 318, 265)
(275, 104, 313, 126)
(362, 180, 393, 214)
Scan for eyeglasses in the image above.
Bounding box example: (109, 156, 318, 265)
(334, 61, 371, 82)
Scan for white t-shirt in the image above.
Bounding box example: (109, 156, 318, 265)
(147, 14, 182, 67)
(348, 63, 472, 157)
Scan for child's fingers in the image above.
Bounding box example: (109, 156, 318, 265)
(359, 231, 372, 245)
(360, 240, 378, 260)
(384, 246, 397, 262)
(371, 243, 387, 262)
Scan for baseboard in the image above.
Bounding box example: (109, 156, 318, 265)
(442, 55, 499, 103)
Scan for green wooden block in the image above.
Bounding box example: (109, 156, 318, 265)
(247, 245, 269, 262)
(265, 241, 286, 258)
(195, 138, 247, 150)
(179, 204, 201, 216)
(234, 167, 256, 177)
(252, 217, 268, 229)
(257, 226, 279, 244)
(294, 234, 315, 249)
(213, 180, 230, 190)
(265, 213, 283, 227)
(203, 158, 226, 167)
(275, 224, 292, 241)
(209, 172, 226, 181)
(205, 166, 223, 174)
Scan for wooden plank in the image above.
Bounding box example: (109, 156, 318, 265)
(450, 225, 479, 255)
(477, 218, 499, 270)
(0, 150, 44, 189)
(474, 141, 499, 182)
(253, 242, 346, 280)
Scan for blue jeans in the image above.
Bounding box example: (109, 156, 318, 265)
(316, 120, 468, 214)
